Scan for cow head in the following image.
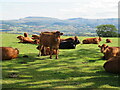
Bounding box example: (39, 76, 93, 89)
(53, 31, 63, 38)
(74, 36, 80, 44)
(93, 38, 99, 44)
(17, 36, 24, 40)
(98, 44, 109, 53)
(15, 48, 19, 54)
(99, 37, 102, 41)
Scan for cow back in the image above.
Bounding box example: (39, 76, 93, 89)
(103, 56, 120, 73)
(1, 47, 19, 60)
(40, 32, 60, 48)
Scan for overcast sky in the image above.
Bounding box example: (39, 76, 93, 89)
(0, 0, 119, 20)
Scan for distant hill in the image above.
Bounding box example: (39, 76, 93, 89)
(0, 17, 118, 36)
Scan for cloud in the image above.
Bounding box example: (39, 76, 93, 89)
(58, 0, 118, 19)
(0, 0, 119, 20)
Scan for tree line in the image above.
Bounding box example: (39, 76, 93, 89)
(96, 24, 120, 37)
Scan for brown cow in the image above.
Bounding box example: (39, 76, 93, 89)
(82, 37, 102, 44)
(98, 44, 120, 60)
(106, 39, 112, 43)
(24, 32, 28, 37)
(32, 34, 40, 40)
(36, 46, 57, 56)
(0, 47, 19, 60)
(38, 31, 63, 59)
(103, 56, 120, 73)
(17, 35, 35, 44)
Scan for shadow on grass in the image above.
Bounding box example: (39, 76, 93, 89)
(2, 48, 120, 88)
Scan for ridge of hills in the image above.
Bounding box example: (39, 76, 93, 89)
(1, 17, 118, 36)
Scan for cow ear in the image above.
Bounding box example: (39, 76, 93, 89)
(75, 36, 78, 39)
(60, 33, 63, 35)
(106, 45, 109, 48)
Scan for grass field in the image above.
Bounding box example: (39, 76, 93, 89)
(1, 33, 120, 89)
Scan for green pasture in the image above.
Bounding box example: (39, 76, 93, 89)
(1, 33, 120, 89)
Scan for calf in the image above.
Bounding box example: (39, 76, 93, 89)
(0, 47, 19, 60)
(36, 46, 57, 56)
(103, 56, 120, 74)
(83, 37, 102, 44)
(106, 39, 112, 43)
(38, 31, 63, 59)
(98, 44, 120, 60)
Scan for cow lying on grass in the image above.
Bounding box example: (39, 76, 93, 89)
(60, 36, 80, 44)
(82, 37, 102, 44)
(32, 34, 40, 40)
(17, 33, 39, 44)
(98, 44, 120, 60)
(60, 36, 80, 49)
(17, 35, 35, 44)
(0, 47, 19, 60)
(59, 41, 76, 49)
(106, 39, 112, 43)
(38, 31, 63, 59)
(103, 56, 120, 74)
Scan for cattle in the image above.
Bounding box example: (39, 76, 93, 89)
(59, 41, 76, 49)
(38, 31, 63, 59)
(103, 56, 120, 74)
(31, 34, 40, 44)
(59, 36, 80, 49)
(82, 37, 102, 44)
(106, 39, 112, 43)
(60, 36, 80, 45)
(24, 32, 28, 37)
(17, 33, 40, 44)
(98, 44, 120, 60)
(32, 34, 40, 40)
(17, 35, 35, 44)
(33, 39, 40, 44)
(0, 47, 19, 60)
(36, 46, 57, 56)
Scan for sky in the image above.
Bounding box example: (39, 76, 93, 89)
(0, 0, 119, 20)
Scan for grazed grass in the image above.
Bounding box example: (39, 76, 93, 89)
(1, 33, 120, 89)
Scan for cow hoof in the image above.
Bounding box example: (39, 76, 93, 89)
(37, 55, 40, 57)
(23, 55, 28, 58)
(41, 54, 46, 56)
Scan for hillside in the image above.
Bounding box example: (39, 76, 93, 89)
(0, 17, 118, 36)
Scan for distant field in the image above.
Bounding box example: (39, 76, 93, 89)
(1, 33, 120, 89)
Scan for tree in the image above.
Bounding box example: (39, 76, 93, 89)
(96, 24, 118, 37)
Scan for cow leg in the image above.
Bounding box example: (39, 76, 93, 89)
(38, 45, 42, 57)
(50, 47, 53, 59)
(55, 49, 58, 59)
(43, 47, 47, 56)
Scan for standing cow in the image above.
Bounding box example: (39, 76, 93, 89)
(38, 31, 63, 59)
